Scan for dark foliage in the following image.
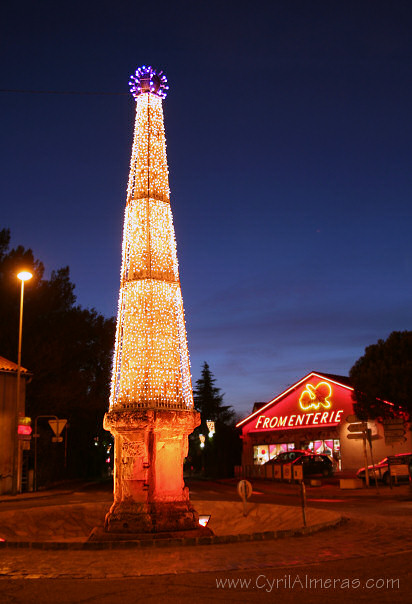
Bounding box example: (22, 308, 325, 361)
(349, 331, 412, 420)
(0, 228, 115, 485)
(188, 362, 241, 478)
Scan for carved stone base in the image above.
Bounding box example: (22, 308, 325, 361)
(102, 407, 200, 537)
(88, 524, 213, 542)
(104, 500, 200, 533)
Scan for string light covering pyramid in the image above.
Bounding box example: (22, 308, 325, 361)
(110, 65, 193, 411)
(99, 66, 201, 538)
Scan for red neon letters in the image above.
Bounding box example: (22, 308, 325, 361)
(254, 409, 343, 431)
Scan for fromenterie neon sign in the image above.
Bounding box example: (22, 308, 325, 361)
(254, 409, 343, 431)
(299, 382, 332, 411)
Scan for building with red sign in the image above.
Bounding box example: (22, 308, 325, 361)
(236, 372, 411, 473)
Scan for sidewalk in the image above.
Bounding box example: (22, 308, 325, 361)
(0, 480, 101, 504)
(0, 497, 342, 544)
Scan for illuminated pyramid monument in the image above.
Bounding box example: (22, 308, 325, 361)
(103, 66, 200, 535)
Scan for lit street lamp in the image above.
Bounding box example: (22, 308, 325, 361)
(12, 270, 32, 494)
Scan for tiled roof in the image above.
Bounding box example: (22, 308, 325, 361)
(0, 356, 29, 374)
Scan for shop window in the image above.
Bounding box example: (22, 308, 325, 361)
(252, 443, 298, 465)
(268, 443, 295, 461)
(307, 439, 341, 470)
(253, 445, 269, 465)
(313, 440, 323, 454)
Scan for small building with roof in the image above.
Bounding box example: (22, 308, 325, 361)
(236, 371, 411, 474)
(0, 355, 31, 494)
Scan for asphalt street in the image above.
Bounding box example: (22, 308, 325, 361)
(0, 479, 411, 602)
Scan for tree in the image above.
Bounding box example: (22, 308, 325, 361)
(0, 228, 115, 484)
(188, 362, 241, 477)
(194, 362, 234, 424)
(349, 331, 412, 419)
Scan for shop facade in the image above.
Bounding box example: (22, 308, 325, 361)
(237, 372, 411, 473)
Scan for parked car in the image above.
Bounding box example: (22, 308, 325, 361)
(266, 450, 310, 464)
(356, 452, 412, 485)
(292, 453, 336, 477)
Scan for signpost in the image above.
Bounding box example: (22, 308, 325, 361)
(346, 416, 370, 487)
(300, 481, 307, 527)
(383, 419, 406, 445)
(34, 415, 68, 491)
(388, 455, 409, 488)
(237, 479, 252, 517)
(49, 419, 67, 443)
(347, 422, 368, 434)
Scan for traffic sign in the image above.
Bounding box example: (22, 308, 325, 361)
(383, 429, 405, 438)
(385, 435, 407, 444)
(383, 418, 405, 425)
(347, 434, 365, 440)
(384, 424, 405, 432)
(48, 419, 67, 437)
(237, 479, 252, 517)
(347, 422, 367, 433)
(18, 416, 31, 426)
(237, 480, 252, 501)
(51, 436, 63, 443)
(346, 415, 361, 423)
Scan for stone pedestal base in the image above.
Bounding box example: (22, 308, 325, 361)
(88, 525, 213, 542)
(105, 499, 199, 533)
(102, 407, 200, 536)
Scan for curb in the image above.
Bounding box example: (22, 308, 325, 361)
(0, 516, 348, 550)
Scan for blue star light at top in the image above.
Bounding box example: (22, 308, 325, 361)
(129, 66, 169, 99)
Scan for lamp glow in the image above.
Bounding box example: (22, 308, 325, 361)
(17, 271, 33, 282)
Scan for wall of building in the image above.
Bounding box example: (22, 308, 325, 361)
(0, 372, 26, 494)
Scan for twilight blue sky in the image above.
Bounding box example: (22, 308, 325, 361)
(1, 0, 412, 416)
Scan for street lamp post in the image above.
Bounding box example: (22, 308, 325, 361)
(12, 270, 32, 495)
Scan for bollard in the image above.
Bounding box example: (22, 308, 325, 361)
(300, 481, 307, 528)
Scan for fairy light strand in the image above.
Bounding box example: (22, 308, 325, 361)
(110, 68, 193, 411)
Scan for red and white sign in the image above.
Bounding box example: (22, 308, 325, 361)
(237, 373, 355, 434)
(254, 408, 344, 431)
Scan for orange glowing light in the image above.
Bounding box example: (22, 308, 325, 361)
(110, 92, 193, 410)
(299, 382, 332, 412)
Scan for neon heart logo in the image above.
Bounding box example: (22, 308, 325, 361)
(299, 382, 332, 411)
